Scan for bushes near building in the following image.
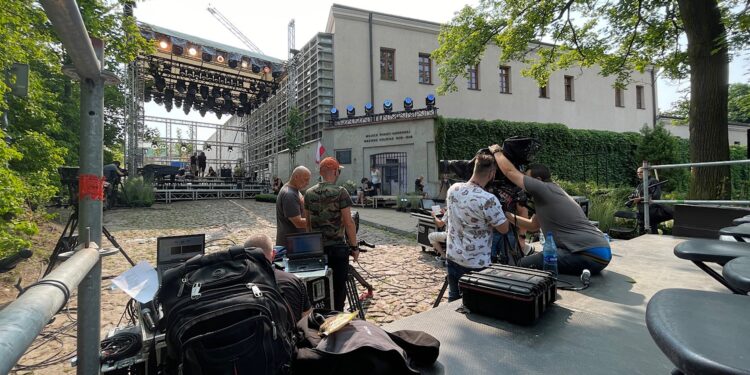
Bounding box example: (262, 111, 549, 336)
(255, 194, 277, 203)
(122, 177, 155, 207)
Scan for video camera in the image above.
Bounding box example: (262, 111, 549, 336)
(439, 136, 541, 212)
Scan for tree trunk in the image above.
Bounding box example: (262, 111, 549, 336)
(678, 0, 731, 199)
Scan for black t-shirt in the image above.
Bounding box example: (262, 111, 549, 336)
(274, 269, 311, 323)
(415, 179, 424, 192)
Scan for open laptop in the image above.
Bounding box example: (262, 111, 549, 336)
(156, 234, 205, 284)
(284, 232, 326, 273)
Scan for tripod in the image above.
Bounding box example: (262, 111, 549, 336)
(44, 205, 136, 277)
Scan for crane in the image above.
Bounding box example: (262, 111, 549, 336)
(207, 4, 264, 55)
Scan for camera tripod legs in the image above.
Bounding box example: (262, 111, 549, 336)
(433, 276, 449, 308)
(345, 265, 374, 320)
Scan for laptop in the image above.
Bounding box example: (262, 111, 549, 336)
(284, 232, 326, 273)
(156, 234, 205, 284)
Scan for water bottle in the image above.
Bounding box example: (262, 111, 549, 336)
(542, 232, 558, 277)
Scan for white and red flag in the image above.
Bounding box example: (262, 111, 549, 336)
(315, 141, 325, 164)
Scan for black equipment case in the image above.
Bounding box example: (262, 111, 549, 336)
(459, 265, 556, 325)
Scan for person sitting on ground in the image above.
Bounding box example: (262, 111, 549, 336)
(627, 167, 673, 234)
(272, 176, 283, 195)
(444, 153, 510, 302)
(356, 178, 374, 206)
(276, 166, 311, 247)
(490, 144, 611, 275)
(207, 166, 218, 177)
(244, 234, 312, 323)
(428, 207, 448, 260)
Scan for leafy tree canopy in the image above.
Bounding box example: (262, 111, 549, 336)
(664, 83, 750, 123)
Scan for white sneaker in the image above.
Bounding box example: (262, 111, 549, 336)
(523, 244, 535, 256)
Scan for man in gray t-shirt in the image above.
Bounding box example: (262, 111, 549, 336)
(489, 144, 611, 275)
(275, 166, 312, 247)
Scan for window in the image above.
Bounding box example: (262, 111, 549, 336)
(539, 83, 549, 98)
(615, 87, 624, 107)
(564, 75, 574, 101)
(468, 64, 479, 90)
(335, 149, 352, 165)
(636, 85, 645, 109)
(418, 53, 432, 84)
(380, 48, 395, 80)
(499, 66, 511, 93)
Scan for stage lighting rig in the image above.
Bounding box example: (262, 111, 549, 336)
(216, 111, 222, 120)
(180, 144, 187, 152)
(199, 85, 209, 99)
(426, 94, 436, 110)
(330, 107, 339, 121)
(228, 146, 233, 152)
(154, 76, 166, 92)
(239, 92, 248, 104)
(199, 107, 207, 117)
(251, 64, 261, 73)
(364, 103, 374, 116)
(172, 45, 184, 56)
(346, 105, 355, 118)
(383, 99, 393, 114)
(204, 144, 212, 151)
(202, 52, 212, 62)
(241, 60, 248, 69)
(159, 39, 169, 49)
(228, 58, 239, 69)
(222, 88, 232, 101)
(188, 82, 198, 95)
(183, 105, 190, 115)
(164, 88, 174, 101)
(211, 86, 221, 98)
(404, 97, 413, 111)
(188, 46, 198, 56)
(174, 97, 183, 108)
(176, 80, 187, 93)
(151, 141, 158, 149)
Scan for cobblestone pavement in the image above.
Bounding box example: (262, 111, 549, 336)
(13, 199, 448, 373)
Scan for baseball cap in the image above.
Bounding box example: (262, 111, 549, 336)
(320, 157, 344, 171)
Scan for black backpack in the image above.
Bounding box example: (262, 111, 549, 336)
(157, 246, 296, 375)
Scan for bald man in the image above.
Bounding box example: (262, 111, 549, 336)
(245, 234, 312, 323)
(276, 166, 312, 247)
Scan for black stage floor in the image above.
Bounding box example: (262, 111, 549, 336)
(384, 235, 728, 374)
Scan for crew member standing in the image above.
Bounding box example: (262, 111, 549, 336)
(304, 157, 358, 311)
(197, 151, 207, 177)
(276, 166, 311, 247)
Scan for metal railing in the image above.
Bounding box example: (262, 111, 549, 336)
(642, 159, 750, 232)
(0, 246, 100, 374)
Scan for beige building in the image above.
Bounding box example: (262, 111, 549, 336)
(246, 4, 660, 192)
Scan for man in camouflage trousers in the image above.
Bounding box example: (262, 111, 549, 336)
(304, 157, 359, 311)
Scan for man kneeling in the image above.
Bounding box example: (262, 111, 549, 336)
(490, 144, 611, 275)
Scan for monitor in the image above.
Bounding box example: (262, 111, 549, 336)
(285, 232, 324, 258)
(157, 234, 205, 265)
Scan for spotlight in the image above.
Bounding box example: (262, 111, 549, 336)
(383, 99, 393, 114)
(426, 94, 436, 110)
(330, 107, 339, 121)
(228, 146, 233, 152)
(199, 107, 207, 117)
(228, 59, 239, 69)
(216, 54, 225, 63)
(151, 141, 158, 149)
(205, 144, 212, 151)
(172, 45, 183, 56)
(183, 105, 190, 115)
(263, 66, 271, 74)
(207, 96, 216, 107)
(180, 144, 187, 152)
(241, 60, 248, 69)
(236, 109, 245, 117)
(175, 80, 187, 93)
(199, 85, 209, 99)
(404, 97, 413, 111)
(153, 93, 163, 104)
(239, 92, 248, 104)
(272, 71, 281, 78)
(174, 97, 183, 108)
(202, 52, 212, 62)
(164, 88, 174, 101)
(188, 47, 198, 56)
(211, 86, 221, 98)
(144, 90, 153, 103)
(155, 76, 166, 92)
(364, 103, 374, 115)
(161, 63, 172, 74)
(187, 82, 198, 95)
(216, 111, 222, 120)
(251, 64, 261, 73)
(165, 100, 173, 112)
(222, 88, 232, 101)
(346, 105, 355, 118)
(159, 39, 169, 49)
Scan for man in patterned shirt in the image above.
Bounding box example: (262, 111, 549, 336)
(445, 153, 510, 301)
(304, 157, 358, 311)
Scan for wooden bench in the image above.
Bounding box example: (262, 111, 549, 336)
(371, 195, 397, 208)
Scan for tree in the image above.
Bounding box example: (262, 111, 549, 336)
(665, 83, 750, 124)
(433, 0, 750, 199)
(284, 107, 304, 171)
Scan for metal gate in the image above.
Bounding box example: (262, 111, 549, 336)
(371, 152, 407, 195)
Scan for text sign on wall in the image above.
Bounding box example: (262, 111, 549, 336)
(363, 130, 413, 144)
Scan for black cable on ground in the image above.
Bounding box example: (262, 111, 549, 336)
(100, 331, 142, 363)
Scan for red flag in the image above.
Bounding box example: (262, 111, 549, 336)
(315, 141, 325, 164)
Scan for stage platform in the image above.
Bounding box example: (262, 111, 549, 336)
(154, 185, 264, 203)
(384, 235, 729, 374)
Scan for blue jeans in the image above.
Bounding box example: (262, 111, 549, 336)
(447, 260, 483, 302)
(492, 232, 517, 264)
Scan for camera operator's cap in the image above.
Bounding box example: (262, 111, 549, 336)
(320, 157, 344, 171)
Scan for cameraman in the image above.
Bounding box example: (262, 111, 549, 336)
(444, 153, 509, 301)
(489, 144, 611, 275)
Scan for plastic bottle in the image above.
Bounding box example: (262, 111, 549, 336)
(542, 232, 558, 277)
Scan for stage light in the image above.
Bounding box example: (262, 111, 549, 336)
(383, 99, 393, 114)
(205, 144, 212, 151)
(364, 103, 374, 116)
(153, 93, 163, 104)
(251, 64, 261, 73)
(180, 144, 187, 152)
(199, 85, 209, 99)
(222, 88, 232, 101)
(155, 76, 166, 92)
(241, 60, 248, 69)
(404, 97, 413, 111)
(228, 59, 239, 69)
(228, 146, 233, 152)
(216, 111, 222, 120)
(207, 96, 216, 107)
(188, 47, 198, 56)
(172, 45, 183, 56)
(176, 80, 186, 93)
(183, 105, 190, 115)
(426, 94, 436, 110)
(164, 88, 174, 101)
(216, 55, 225, 63)
(151, 141, 158, 149)
(272, 71, 281, 78)
(202, 52, 212, 62)
(174, 97, 183, 108)
(165, 100, 173, 112)
(187, 82, 198, 95)
(159, 39, 169, 49)
(199, 107, 207, 117)
(236, 109, 244, 117)
(161, 63, 172, 74)
(330, 107, 339, 121)
(144, 90, 153, 103)
(346, 105, 355, 118)
(239, 92, 248, 104)
(263, 66, 271, 74)
(211, 86, 221, 98)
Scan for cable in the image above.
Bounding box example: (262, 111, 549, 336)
(353, 260, 436, 290)
(100, 331, 142, 363)
(19, 279, 71, 314)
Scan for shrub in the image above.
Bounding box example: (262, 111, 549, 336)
(122, 177, 155, 207)
(556, 179, 632, 233)
(255, 194, 277, 203)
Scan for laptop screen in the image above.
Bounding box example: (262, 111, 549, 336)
(157, 234, 205, 264)
(285, 232, 324, 258)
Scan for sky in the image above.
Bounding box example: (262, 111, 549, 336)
(133, 0, 750, 140)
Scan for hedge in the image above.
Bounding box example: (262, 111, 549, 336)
(436, 117, 642, 187)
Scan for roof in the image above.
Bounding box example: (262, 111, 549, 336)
(139, 22, 284, 64)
